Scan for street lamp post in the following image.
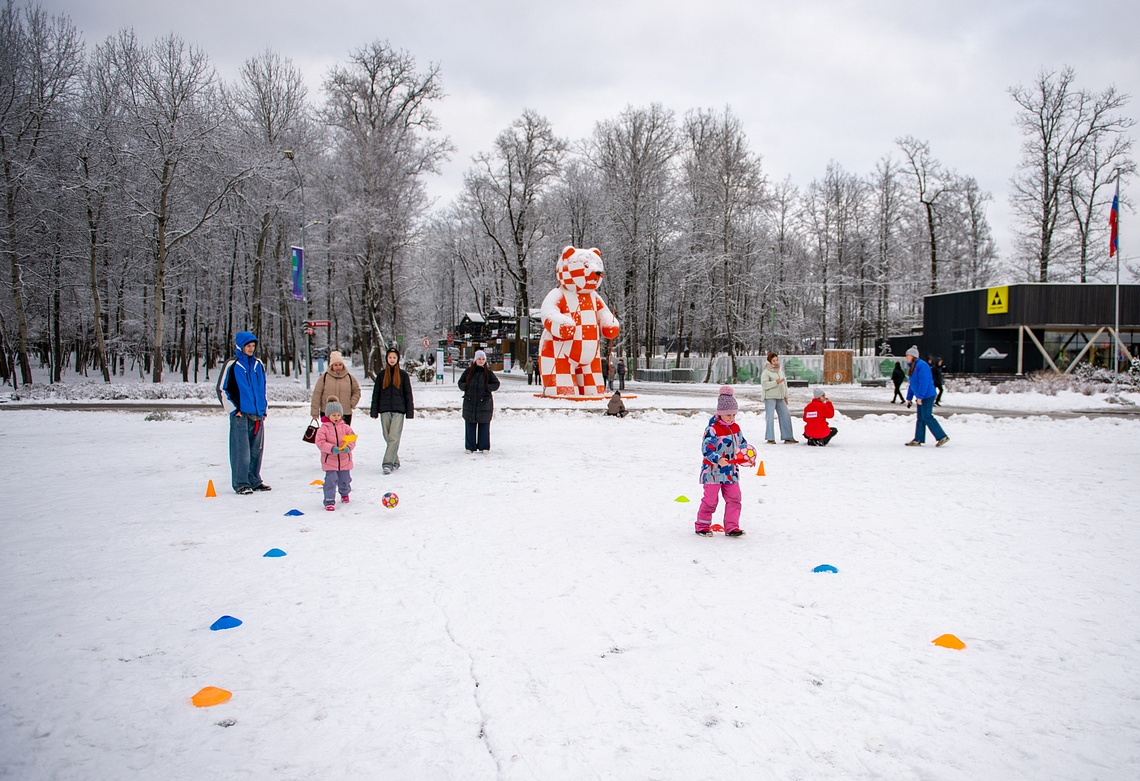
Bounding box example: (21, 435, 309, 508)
(284, 150, 310, 390)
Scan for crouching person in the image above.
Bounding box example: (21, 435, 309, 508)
(803, 388, 838, 446)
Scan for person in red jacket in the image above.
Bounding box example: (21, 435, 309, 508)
(803, 388, 838, 446)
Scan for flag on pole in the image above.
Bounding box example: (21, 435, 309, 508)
(291, 246, 304, 301)
(1109, 180, 1119, 258)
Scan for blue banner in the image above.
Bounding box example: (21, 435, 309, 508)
(291, 246, 304, 301)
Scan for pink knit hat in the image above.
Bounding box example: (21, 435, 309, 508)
(716, 385, 738, 414)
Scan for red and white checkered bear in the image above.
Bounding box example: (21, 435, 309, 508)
(539, 246, 620, 397)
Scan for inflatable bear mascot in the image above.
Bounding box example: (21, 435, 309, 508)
(539, 246, 620, 397)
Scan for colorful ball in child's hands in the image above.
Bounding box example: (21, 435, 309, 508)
(381, 492, 399, 509)
(742, 445, 756, 462)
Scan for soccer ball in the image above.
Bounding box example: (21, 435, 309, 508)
(742, 445, 756, 462)
(382, 492, 399, 509)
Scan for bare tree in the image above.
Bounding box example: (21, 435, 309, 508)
(680, 107, 765, 379)
(112, 31, 252, 382)
(897, 136, 953, 293)
(0, 1, 81, 384)
(588, 103, 678, 369)
(229, 49, 310, 345)
(322, 40, 451, 375)
(1066, 116, 1135, 282)
(462, 108, 565, 363)
(1010, 66, 1133, 282)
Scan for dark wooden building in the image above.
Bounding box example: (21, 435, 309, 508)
(889, 283, 1139, 374)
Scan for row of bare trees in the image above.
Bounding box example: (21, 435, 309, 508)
(0, 2, 450, 386)
(428, 105, 1005, 375)
(0, 1, 1132, 385)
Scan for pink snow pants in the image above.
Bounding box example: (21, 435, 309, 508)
(695, 482, 742, 533)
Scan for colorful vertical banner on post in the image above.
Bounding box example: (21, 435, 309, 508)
(291, 246, 304, 301)
(1109, 180, 1119, 258)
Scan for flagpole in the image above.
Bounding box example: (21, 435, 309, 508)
(1111, 171, 1121, 395)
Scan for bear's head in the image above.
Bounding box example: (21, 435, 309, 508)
(556, 246, 605, 293)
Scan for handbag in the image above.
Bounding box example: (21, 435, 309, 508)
(302, 418, 319, 444)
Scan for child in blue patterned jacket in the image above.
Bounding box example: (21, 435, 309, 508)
(696, 386, 755, 538)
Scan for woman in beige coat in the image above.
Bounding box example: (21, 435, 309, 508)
(310, 350, 362, 424)
(760, 352, 797, 444)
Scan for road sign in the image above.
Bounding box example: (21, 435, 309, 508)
(421, 337, 431, 350)
(305, 320, 331, 327)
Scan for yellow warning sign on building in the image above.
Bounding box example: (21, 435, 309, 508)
(987, 286, 1009, 314)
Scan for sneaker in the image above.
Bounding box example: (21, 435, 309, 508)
(465, 449, 474, 454)
(478, 450, 488, 455)
(766, 440, 776, 445)
(340, 494, 350, 504)
(726, 529, 746, 537)
(905, 440, 923, 446)
(324, 504, 335, 512)
(383, 465, 393, 475)
(252, 484, 272, 492)
(783, 439, 798, 444)
(392, 464, 400, 471)
(236, 486, 253, 495)
(695, 530, 713, 537)
(936, 436, 950, 447)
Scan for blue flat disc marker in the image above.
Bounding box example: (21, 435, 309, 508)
(284, 509, 304, 516)
(812, 564, 838, 573)
(263, 548, 286, 557)
(210, 615, 242, 631)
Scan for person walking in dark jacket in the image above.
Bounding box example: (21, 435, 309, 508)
(617, 359, 626, 390)
(458, 349, 500, 453)
(891, 361, 906, 404)
(904, 346, 949, 447)
(370, 345, 415, 474)
(932, 357, 945, 406)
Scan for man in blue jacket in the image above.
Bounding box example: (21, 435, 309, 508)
(217, 331, 271, 493)
(904, 345, 949, 447)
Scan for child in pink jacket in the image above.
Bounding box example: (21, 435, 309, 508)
(315, 396, 355, 510)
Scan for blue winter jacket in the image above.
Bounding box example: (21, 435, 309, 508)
(700, 415, 753, 485)
(906, 359, 936, 401)
(217, 331, 268, 416)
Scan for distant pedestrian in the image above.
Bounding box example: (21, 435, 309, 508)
(932, 357, 945, 406)
(369, 345, 415, 475)
(602, 358, 610, 391)
(458, 349, 500, 453)
(605, 390, 628, 418)
(760, 352, 797, 444)
(904, 346, 949, 447)
(695, 386, 754, 538)
(217, 330, 270, 495)
(525, 358, 535, 386)
(617, 359, 626, 390)
(315, 396, 355, 510)
(310, 350, 362, 425)
(802, 388, 838, 446)
(890, 361, 906, 404)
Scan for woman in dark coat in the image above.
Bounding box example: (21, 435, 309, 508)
(458, 349, 500, 453)
(891, 361, 906, 404)
(370, 345, 416, 474)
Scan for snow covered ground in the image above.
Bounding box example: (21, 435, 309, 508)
(1, 375, 1139, 780)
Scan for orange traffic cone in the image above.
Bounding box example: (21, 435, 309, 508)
(755, 461, 765, 476)
(205, 480, 217, 498)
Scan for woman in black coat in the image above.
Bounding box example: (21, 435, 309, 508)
(458, 350, 500, 453)
(370, 346, 415, 474)
(891, 361, 906, 404)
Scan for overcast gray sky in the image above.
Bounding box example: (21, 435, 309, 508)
(48, 0, 1140, 262)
